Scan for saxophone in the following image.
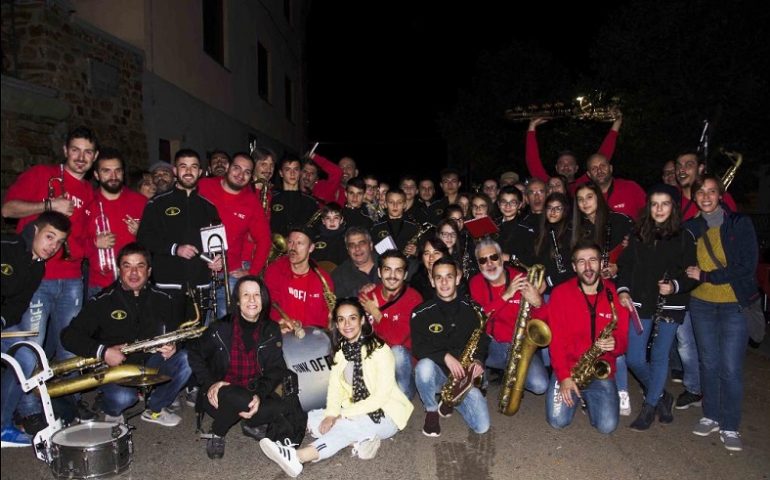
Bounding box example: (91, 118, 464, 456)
(403, 222, 434, 257)
(439, 301, 488, 408)
(312, 262, 337, 329)
(498, 260, 551, 416)
(570, 288, 618, 389)
(253, 177, 270, 212)
(719, 149, 742, 191)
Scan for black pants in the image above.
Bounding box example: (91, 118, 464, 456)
(202, 384, 299, 440)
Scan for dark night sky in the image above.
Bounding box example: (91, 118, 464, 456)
(306, 2, 618, 183)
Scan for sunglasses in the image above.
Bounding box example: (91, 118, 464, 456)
(477, 253, 500, 265)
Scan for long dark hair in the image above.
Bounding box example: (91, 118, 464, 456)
(535, 193, 571, 256)
(330, 298, 384, 361)
(571, 183, 610, 248)
(231, 275, 271, 323)
(636, 191, 682, 244)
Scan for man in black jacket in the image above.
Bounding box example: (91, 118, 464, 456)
(61, 243, 191, 427)
(411, 258, 490, 438)
(136, 149, 223, 318)
(1, 212, 70, 448)
(187, 275, 305, 459)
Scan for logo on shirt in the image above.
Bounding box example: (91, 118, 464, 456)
(434, 208, 444, 217)
(272, 204, 284, 212)
(0, 264, 13, 276)
(289, 287, 307, 302)
(111, 310, 128, 320)
(428, 323, 443, 333)
(378, 230, 388, 239)
(233, 212, 246, 220)
(315, 241, 327, 249)
(165, 207, 181, 216)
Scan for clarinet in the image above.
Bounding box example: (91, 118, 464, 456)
(646, 271, 673, 362)
(550, 228, 567, 274)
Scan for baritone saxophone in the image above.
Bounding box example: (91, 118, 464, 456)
(498, 260, 551, 416)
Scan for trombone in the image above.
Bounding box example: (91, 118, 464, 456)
(207, 233, 231, 314)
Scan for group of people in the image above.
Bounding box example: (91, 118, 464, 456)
(0, 117, 761, 478)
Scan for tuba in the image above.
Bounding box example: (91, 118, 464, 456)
(439, 301, 488, 408)
(498, 259, 551, 416)
(570, 288, 618, 389)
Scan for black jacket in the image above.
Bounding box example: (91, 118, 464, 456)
(616, 230, 699, 322)
(187, 315, 287, 402)
(61, 283, 181, 364)
(311, 227, 348, 267)
(498, 219, 536, 265)
(331, 258, 379, 298)
(343, 206, 373, 230)
(533, 225, 575, 293)
(136, 187, 221, 287)
(411, 296, 489, 374)
(370, 218, 419, 252)
(1, 230, 45, 328)
(270, 190, 318, 237)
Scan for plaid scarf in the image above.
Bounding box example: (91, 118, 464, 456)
(224, 317, 261, 388)
(341, 339, 384, 424)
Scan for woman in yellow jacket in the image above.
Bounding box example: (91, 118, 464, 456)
(260, 297, 414, 477)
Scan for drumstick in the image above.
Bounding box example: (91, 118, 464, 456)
(1, 330, 39, 339)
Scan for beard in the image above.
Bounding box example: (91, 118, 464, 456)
(481, 265, 504, 282)
(100, 180, 123, 194)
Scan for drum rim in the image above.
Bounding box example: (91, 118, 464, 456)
(51, 422, 130, 448)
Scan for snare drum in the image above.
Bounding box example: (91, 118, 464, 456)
(49, 422, 132, 479)
(281, 327, 333, 412)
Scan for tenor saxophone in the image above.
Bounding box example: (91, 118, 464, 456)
(439, 301, 488, 408)
(570, 289, 618, 389)
(498, 260, 551, 416)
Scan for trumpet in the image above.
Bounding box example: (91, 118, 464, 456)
(505, 94, 619, 122)
(95, 201, 118, 280)
(207, 232, 231, 314)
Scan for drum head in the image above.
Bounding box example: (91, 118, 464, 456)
(52, 422, 128, 448)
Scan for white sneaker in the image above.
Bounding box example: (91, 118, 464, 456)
(103, 413, 125, 424)
(259, 438, 303, 477)
(618, 390, 631, 416)
(184, 387, 199, 408)
(352, 436, 381, 460)
(140, 408, 181, 427)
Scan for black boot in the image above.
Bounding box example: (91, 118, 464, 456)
(629, 403, 656, 431)
(656, 390, 674, 424)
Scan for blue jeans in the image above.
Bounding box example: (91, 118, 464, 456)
(689, 298, 747, 432)
(614, 355, 628, 392)
(676, 311, 701, 394)
(100, 350, 192, 415)
(484, 338, 549, 394)
(1, 279, 83, 426)
(390, 345, 415, 400)
(414, 358, 490, 434)
(546, 374, 618, 434)
(626, 318, 678, 406)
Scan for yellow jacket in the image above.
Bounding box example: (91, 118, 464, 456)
(324, 343, 414, 430)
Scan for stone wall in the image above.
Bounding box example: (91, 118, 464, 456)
(1, 1, 147, 203)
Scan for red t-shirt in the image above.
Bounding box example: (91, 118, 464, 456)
(370, 286, 422, 349)
(85, 189, 147, 288)
(264, 258, 334, 330)
(4, 164, 94, 279)
(604, 178, 646, 220)
(469, 268, 525, 343)
(198, 177, 271, 275)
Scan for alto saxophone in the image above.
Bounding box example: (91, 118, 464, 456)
(498, 260, 551, 416)
(312, 262, 337, 329)
(440, 301, 488, 408)
(570, 288, 618, 389)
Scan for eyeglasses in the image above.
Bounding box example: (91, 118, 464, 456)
(499, 200, 519, 207)
(477, 253, 500, 265)
(546, 205, 564, 213)
(439, 231, 457, 238)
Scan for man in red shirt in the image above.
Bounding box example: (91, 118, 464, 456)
(359, 250, 423, 398)
(585, 153, 646, 220)
(86, 148, 147, 298)
(544, 240, 629, 434)
(198, 152, 271, 318)
(675, 151, 737, 220)
(300, 152, 345, 205)
(1, 126, 97, 362)
(264, 228, 334, 331)
(468, 238, 547, 397)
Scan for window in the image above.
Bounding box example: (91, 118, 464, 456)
(203, 0, 225, 65)
(257, 42, 270, 101)
(284, 76, 293, 121)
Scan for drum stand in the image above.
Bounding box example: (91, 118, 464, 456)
(1, 341, 63, 463)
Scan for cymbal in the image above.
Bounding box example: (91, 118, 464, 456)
(117, 374, 171, 387)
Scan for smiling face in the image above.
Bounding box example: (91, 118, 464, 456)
(254, 156, 275, 182)
(208, 153, 230, 177)
(421, 241, 444, 271)
(676, 154, 703, 190)
(63, 137, 98, 179)
(379, 256, 407, 294)
(497, 193, 521, 221)
(430, 263, 461, 301)
(572, 247, 601, 289)
(438, 224, 458, 250)
(119, 252, 151, 294)
(95, 157, 124, 195)
(224, 155, 254, 192)
(335, 304, 365, 342)
(476, 244, 504, 283)
(545, 199, 566, 224)
(237, 280, 263, 321)
(694, 178, 721, 214)
(576, 187, 598, 219)
(174, 156, 202, 190)
(346, 233, 373, 267)
(555, 154, 578, 179)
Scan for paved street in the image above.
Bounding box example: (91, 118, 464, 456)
(2, 348, 769, 480)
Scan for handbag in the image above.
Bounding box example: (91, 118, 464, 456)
(701, 233, 766, 343)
